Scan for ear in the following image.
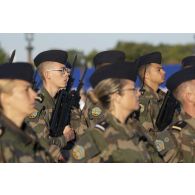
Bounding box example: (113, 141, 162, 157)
(0, 93, 11, 110)
(186, 91, 195, 103)
(43, 70, 50, 80)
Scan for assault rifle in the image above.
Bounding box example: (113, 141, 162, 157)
(49, 56, 87, 137)
(9, 50, 16, 63)
(155, 90, 180, 131)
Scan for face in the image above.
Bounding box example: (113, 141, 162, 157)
(117, 80, 141, 113)
(46, 62, 70, 89)
(146, 63, 165, 85)
(4, 80, 37, 116)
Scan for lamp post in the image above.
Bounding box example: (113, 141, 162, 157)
(25, 33, 34, 63)
(193, 34, 195, 56)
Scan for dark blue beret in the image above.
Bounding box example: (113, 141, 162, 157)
(181, 56, 195, 68)
(0, 62, 34, 84)
(166, 66, 195, 91)
(34, 50, 68, 67)
(93, 50, 125, 68)
(137, 51, 162, 68)
(90, 61, 138, 88)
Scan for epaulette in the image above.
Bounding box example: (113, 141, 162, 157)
(95, 120, 109, 132)
(172, 120, 187, 131)
(35, 93, 44, 103)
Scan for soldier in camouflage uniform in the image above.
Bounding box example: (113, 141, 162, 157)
(0, 62, 53, 162)
(68, 61, 163, 163)
(82, 50, 126, 130)
(136, 52, 166, 132)
(165, 66, 195, 162)
(26, 50, 75, 162)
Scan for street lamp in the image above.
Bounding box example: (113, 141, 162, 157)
(25, 33, 34, 63)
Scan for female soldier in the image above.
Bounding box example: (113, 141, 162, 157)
(0, 62, 53, 162)
(68, 61, 162, 163)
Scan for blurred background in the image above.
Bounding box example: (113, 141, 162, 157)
(0, 33, 195, 90)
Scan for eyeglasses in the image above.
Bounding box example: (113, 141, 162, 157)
(47, 67, 71, 74)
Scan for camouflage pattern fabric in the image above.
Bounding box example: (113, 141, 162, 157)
(68, 112, 163, 163)
(138, 85, 166, 131)
(82, 95, 105, 130)
(168, 110, 195, 162)
(0, 113, 53, 163)
(26, 87, 67, 161)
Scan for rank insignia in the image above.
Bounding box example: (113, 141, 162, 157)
(72, 145, 85, 160)
(29, 111, 38, 119)
(154, 139, 165, 152)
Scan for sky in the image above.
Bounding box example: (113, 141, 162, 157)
(0, 33, 195, 61)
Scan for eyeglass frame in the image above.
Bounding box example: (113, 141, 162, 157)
(46, 67, 71, 74)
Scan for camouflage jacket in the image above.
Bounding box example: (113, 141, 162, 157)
(82, 93, 105, 130)
(168, 111, 195, 162)
(0, 114, 53, 163)
(138, 85, 166, 131)
(25, 87, 68, 161)
(68, 112, 163, 163)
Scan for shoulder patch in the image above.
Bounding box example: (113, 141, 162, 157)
(72, 145, 85, 160)
(91, 106, 102, 117)
(172, 121, 187, 131)
(35, 93, 44, 103)
(154, 139, 165, 152)
(95, 120, 109, 132)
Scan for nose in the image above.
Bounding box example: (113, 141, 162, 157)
(136, 89, 141, 97)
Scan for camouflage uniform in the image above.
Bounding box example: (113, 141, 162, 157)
(168, 110, 195, 162)
(82, 92, 105, 130)
(0, 113, 53, 163)
(68, 112, 163, 163)
(26, 87, 68, 161)
(138, 85, 166, 132)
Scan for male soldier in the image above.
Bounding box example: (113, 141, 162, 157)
(82, 50, 126, 129)
(136, 52, 166, 132)
(26, 50, 75, 162)
(166, 66, 195, 162)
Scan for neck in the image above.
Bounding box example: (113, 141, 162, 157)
(110, 108, 131, 124)
(3, 109, 25, 128)
(145, 80, 159, 92)
(44, 82, 59, 98)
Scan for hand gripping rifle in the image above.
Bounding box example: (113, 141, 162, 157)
(49, 56, 87, 138)
(155, 90, 180, 131)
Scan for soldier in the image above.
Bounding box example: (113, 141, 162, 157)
(26, 50, 75, 162)
(166, 66, 195, 162)
(82, 50, 126, 129)
(0, 62, 53, 162)
(136, 51, 166, 132)
(68, 61, 162, 163)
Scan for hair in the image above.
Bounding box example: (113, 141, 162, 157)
(173, 80, 194, 104)
(138, 64, 150, 82)
(93, 78, 129, 110)
(0, 79, 16, 111)
(37, 61, 54, 81)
